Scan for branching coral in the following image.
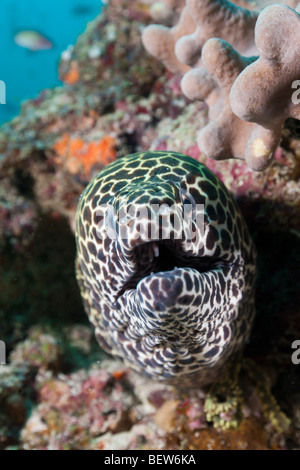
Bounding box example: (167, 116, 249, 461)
(181, 38, 278, 170)
(143, 1, 300, 170)
(226, 4, 300, 169)
(149, 0, 186, 24)
(142, 0, 260, 75)
(230, 5, 300, 135)
(142, 5, 194, 73)
(175, 0, 259, 66)
(144, 0, 299, 70)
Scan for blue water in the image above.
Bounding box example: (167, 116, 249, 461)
(0, 0, 104, 125)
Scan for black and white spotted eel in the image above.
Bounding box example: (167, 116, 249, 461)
(75, 151, 256, 387)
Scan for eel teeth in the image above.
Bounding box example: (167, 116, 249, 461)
(148, 242, 159, 262)
(153, 243, 159, 258)
(149, 244, 154, 262)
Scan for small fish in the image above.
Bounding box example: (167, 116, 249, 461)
(14, 31, 53, 52)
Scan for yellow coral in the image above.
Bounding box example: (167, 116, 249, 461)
(204, 362, 242, 431)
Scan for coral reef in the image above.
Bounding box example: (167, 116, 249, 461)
(0, 365, 33, 449)
(17, 358, 298, 450)
(0, 178, 38, 251)
(0, 0, 299, 451)
(10, 327, 62, 371)
(21, 365, 138, 450)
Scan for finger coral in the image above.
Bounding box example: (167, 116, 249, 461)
(182, 38, 279, 170)
(230, 5, 300, 138)
(175, 0, 258, 66)
(142, 5, 194, 73)
(143, 0, 299, 71)
(143, 0, 300, 170)
(142, 0, 259, 75)
(149, 0, 186, 24)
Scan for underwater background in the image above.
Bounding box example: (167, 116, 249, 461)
(0, 0, 299, 451)
(0, 0, 104, 124)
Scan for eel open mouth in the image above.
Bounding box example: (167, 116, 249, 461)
(117, 239, 224, 299)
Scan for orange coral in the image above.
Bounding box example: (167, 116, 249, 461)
(112, 370, 128, 381)
(53, 134, 117, 175)
(63, 61, 80, 85)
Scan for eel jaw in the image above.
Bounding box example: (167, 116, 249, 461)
(116, 238, 222, 301)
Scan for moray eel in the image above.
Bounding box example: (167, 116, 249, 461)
(75, 151, 256, 387)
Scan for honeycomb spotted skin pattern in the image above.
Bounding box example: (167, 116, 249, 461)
(75, 151, 256, 387)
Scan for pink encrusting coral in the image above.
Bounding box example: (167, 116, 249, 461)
(143, 0, 300, 170)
